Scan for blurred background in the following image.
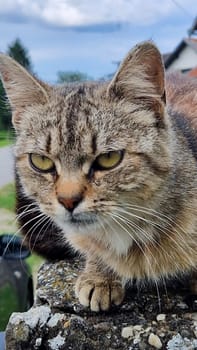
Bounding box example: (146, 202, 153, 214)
(1, 0, 197, 83)
(0, 0, 197, 330)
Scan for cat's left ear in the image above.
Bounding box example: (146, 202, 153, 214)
(0, 54, 50, 127)
(107, 41, 166, 104)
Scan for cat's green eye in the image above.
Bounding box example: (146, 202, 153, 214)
(94, 150, 124, 171)
(29, 154, 55, 173)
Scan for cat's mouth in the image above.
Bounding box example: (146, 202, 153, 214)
(55, 210, 99, 232)
(69, 213, 98, 226)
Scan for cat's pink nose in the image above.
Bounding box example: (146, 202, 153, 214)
(58, 195, 82, 212)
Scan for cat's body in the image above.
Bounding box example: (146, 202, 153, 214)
(0, 42, 196, 311)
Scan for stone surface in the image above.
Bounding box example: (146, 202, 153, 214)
(5, 259, 197, 349)
(156, 314, 166, 322)
(148, 333, 162, 349)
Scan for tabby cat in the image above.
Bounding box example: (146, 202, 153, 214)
(0, 42, 196, 311)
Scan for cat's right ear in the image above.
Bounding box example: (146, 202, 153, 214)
(0, 54, 50, 128)
(106, 41, 165, 104)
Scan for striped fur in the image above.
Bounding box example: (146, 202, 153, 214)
(0, 42, 196, 311)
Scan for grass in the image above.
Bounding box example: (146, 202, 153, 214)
(0, 182, 44, 284)
(0, 130, 15, 148)
(0, 283, 20, 330)
(0, 183, 16, 211)
(27, 254, 44, 284)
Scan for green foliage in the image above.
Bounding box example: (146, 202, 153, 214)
(0, 183, 43, 288)
(7, 38, 33, 73)
(0, 283, 19, 330)
(0, 80, 12, 131)
(0, 130, 14, 148)
(0, 183, 16, 211)
(27, 254, 44, 278)
(0, 38, 33, 132)
(57, 70, 93, 83)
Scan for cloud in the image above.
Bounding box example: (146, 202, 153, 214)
(0, 0, 196, 28)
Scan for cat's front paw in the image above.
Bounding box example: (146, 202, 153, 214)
(75, 273, 125, 312)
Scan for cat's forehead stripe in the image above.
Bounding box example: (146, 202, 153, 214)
(46, 133, 51, 153)
(91, 134, 97, 154)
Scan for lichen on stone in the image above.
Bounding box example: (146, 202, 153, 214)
(5, 259, 197, 350)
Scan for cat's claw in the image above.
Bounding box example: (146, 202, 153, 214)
(75, 274, 125, 312)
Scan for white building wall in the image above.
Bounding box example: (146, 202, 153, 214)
(167, 46, 197, 72)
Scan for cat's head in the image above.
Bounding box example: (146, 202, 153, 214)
(0, 42, 172, 253)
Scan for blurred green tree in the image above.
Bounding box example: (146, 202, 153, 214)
(7, 38, 33, 73)
(0, 38, 33, 131)
(57, 71, 93, 83)
(0, 80, 11, 130)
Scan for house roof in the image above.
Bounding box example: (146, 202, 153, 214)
(188, 16, 197, 36)
(165, 38, 197, 69)
(162, 53, 171, 64)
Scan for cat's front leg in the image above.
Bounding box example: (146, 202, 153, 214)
(75, 258, 125, 312)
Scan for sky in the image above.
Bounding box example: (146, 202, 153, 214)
(0, 0, 197, 84)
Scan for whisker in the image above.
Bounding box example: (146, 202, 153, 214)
(115, 205, 195, 266)
(2, 212, 46, 257)
(16, 208, 39, 222)
(30, 216, 52, 253)
(113, 213, 159, 265)
(111, 210, 181, 272)
(107, 212, 170, 307)
(21, 214, 49, 253)
(109, 213, 155, 272)
(118, 202, 190, 238)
